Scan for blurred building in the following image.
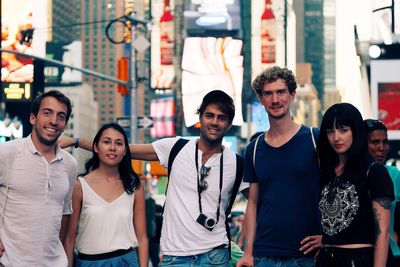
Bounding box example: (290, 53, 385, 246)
(294, 0, 325, 103)
(80, 0, 125, 126)
(50, 0, 81, 43)
(323, 0, 336, 93)
(292, 63, 320, 127)
(46, 84, 98, 172)
(323, 88, 342, 112)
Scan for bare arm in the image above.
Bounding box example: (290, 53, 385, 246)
(130, 144, 158, 161)
(237, 217, 246, 250)
(60, 215, 70, 242)
(58, 136, 159, 161)
(133, 185, 149, 267)
(62, 181, 83, 267)
(373, 198, 391, 267)
(0, 239, 4, 257)
(237, 183, 259, 267)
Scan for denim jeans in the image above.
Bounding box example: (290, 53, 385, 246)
(159, 247, 229, 267)
(74, 250, 138, 267)
(254, 256, 315, 267)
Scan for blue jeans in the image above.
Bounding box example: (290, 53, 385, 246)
(254, 256, 315, 267)
(159, 247, 229, 267)
(75, 250, 138, 267)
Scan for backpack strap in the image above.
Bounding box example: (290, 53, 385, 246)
(252, 132, 264, 169)
(310, 127, 320, 167)
(226, 154, 243, 216)
(225, 154, 244, 259)
(166, 138, 189, 196)
(310, 127, 316, 150)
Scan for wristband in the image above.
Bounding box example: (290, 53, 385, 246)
(74, 137, 80, 148)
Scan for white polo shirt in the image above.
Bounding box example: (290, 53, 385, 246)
(152, 137, 247, 256)
(0, 136, 77, 267)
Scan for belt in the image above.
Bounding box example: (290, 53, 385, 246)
(77, 248, 133, 261)
(214, 244, 229, 250)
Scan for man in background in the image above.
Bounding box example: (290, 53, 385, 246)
(365, 119, 400, 266)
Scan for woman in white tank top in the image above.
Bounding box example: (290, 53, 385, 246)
(63, 123, 148, 267)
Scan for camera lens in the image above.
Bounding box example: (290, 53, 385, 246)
(205, 218, 216, 228)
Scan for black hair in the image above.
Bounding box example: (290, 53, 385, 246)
(196, 90, 235, 123)
(364, 119, 387, 134)
(252, 66, 297, 98)
(31, 90, 72, 122)
(317, 103, 368, 181)
(83, 123, 140, 193)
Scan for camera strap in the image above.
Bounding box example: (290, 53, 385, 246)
(195, 142, 224, 226)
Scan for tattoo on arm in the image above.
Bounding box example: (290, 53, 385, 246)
(374, 197, 392, 209)
(373, 208, 381, 241)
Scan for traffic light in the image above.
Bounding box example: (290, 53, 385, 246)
(117, 57, 129, 96)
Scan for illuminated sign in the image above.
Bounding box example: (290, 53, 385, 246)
(150, 96, 175, 138)
(181, 37, 244, 127)
(151, 0, 175, 89)
(2, 83, 32, 101)
(1, 0, 47, 83)
(184, 0, 241, 30)
(371, 60, 400, 139)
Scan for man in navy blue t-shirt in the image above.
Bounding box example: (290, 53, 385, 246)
(237, 66, 321, 267)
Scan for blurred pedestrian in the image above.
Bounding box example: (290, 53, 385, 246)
(63, 123, 148, 267)
(149, 204, 163, 266)
(238, 66, 321, 267)
(365, 119, 400, 266)
(0, 90, 77, 266)
(316, 103, 394, 267)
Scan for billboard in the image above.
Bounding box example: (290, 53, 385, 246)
(1, 0, 47, 100)
(371, 60, 400, 139)
(181, 37, 244, 127)
(183, 0, 241, 31)
(151, 0, 175, 89)
(251, 101, 270, 133)
(150, 96, 175, 138)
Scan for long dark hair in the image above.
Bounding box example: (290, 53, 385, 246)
(317, 103, 368, 183)
(83, 123, 140, 193)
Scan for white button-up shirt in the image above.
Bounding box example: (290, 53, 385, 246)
(0, 136, 77, 267)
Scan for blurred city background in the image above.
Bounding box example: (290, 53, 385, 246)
(1, 0, 400, 201)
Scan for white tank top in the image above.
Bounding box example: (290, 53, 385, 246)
(75, 177, 138, 254)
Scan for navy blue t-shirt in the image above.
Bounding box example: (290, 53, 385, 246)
(244, 125, 321, 258)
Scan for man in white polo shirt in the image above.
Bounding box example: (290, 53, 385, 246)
(0, 90, 78, 266)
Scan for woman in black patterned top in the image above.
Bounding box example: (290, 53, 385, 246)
(316, 103, 394, 267)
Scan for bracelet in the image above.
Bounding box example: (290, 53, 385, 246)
(74, 137, 80, 148)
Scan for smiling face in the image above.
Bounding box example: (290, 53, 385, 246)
(199, 103, 232, 144)
(30, 96, 68, 147)
(327, 124, 353, 157)
(94, 128, 127, 168)
(259, 78, 295, 121)
(367, 130, 389, 165)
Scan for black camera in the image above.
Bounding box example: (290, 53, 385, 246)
(196, 213, 216, 231)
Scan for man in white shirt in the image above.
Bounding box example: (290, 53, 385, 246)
(0, 90, 78, 266)
(68, 90, 247, 266)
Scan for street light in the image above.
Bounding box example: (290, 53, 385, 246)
(105, 13, 150, 143)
